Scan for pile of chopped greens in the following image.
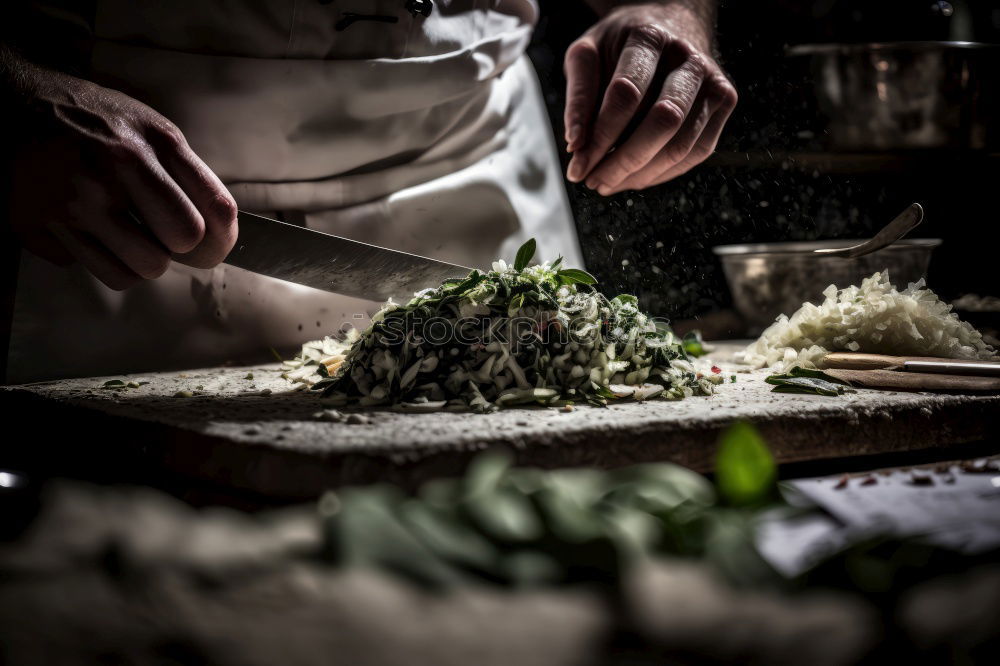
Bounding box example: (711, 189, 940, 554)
(284, 239, 721, 412)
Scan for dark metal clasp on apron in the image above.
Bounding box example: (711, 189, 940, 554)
(405, 0, 433, 17)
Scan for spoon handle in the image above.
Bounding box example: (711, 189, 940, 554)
(814, 203, 924, 259)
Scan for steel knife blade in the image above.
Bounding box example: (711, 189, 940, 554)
(224, 211, 473, 302)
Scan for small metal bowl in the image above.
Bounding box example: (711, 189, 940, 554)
(713, 238, 942, 333)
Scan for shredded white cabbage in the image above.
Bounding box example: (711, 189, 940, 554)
(739, 271, 997, 371)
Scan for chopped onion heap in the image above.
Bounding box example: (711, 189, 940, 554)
(284, 239, 720, 412)
(740, 271, 998, 371)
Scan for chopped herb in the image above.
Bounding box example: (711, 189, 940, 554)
(765, 366, 855, 396)
(682, 330, 708, 357)
(283, 239, 714, 412)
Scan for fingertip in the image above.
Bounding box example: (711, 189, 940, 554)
(567, 155, 587, 183)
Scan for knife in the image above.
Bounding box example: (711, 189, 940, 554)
(823, 352, 1000, 377)
(224, 210, 473, 302)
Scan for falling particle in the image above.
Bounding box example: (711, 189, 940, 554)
(655, 241, 664, 248)
(759, 201, 770, 208)
(607, 234, 615, 241)
(621, 259, 629, 266)
(626, 199, 633, 207)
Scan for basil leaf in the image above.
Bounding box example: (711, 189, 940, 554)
(766, 372, 851, 396)
(557, 268, 597, 286)
(513, 238, 536, 272)
(715, 421, 776, 507)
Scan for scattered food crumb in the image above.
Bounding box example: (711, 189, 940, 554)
(834, 474, 849, 489)
(860, 475, 877, 486)
(910, 472, 934, 486)
(173, 390, 194, 398)
(313, 409, 344, 422)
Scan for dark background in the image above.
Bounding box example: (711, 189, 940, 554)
(529, 0, 1000, 330)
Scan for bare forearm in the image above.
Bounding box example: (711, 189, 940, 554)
(584, 0, 716, 22)
(582, 1, 717, 51)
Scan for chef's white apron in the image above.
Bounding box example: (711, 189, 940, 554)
(8, 0, 581, 383)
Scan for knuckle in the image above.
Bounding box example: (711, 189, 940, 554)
(611, 151, 644, 176)
(155, 121, 187, 149)
(720, 83, 739, 109)
(649, 100, 685, 131)
(136, 251, 171, 280)
(606, 77, 643, 112)
(688, 143, 713, 162)
(210, 193, 239, 227)
(664, 142, 691, 164)
(685, 52, 708, 77)
(630, 24, 668, 49)
(708, 77, 738, 108)
(565, 40, 598, 70)
(171, 213, 207, 253)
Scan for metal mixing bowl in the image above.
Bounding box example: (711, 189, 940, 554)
(713, 238, 942, 333)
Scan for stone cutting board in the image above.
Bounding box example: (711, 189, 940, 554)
(1, 343, 997, 500)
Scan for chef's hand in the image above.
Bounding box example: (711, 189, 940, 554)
(564, 1, 737, 195)
(4, 53, 237, 290)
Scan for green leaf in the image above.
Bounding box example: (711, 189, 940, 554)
(513, 238, 536, 272)
(682, 330, 707, 358)
(787, 366, 852, 384)
(715, 422, 776, 507)
(550, 256, 563, 271)
(610, 294, 638, 307)
(765, 367, 853, 396)
(557, 268, 598, 286)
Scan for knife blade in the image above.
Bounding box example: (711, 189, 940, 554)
(224, 211, 473, 302)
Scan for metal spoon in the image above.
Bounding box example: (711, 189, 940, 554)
(813, 203, 924, 259)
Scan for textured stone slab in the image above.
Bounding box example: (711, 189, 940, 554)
(2, 343, 998, 499)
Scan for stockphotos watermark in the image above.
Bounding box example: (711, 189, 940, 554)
(334, 312, 673, 351)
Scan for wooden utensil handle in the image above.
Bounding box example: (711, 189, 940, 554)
(821, 352, 977, 371)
